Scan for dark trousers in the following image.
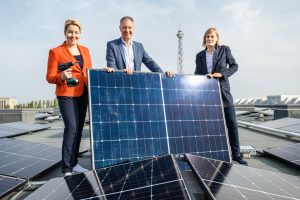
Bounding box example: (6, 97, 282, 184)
(57, 87, 88, 173)
(224, 106, 240, 158)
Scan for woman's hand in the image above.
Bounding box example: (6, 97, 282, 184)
(61, 68, 72, 80)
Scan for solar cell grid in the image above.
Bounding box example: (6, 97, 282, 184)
(26, 155, 190, 200)
(264, 143, 300, 168)
(0, 138, 61, 179)
(0, 122, 49, 138)
(258, 118, 300, 132)
(0, 175, 26, 199)
(186, 154, 300, 200)
(88, 70, 230, 168)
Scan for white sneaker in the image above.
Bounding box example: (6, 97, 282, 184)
(72, 164, 88, 173)
(64, 172, 72, 176)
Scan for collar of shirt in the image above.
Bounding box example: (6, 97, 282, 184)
(121, 37, 133, 47)
(121, 38, 134, 69)
(206, 48, 215, 55)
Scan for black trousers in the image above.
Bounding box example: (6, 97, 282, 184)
(57, 87, 88, 173)
(224, 106, 240, 158)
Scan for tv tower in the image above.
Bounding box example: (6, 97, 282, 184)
(176, 27, 184, 74)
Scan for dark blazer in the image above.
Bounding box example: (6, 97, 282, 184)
(46, 41, 92, 97)
(195, 45, 238, 107)
(106, 38, 163, 72)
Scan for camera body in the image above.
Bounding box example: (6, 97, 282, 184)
(58, 62, 79, 87)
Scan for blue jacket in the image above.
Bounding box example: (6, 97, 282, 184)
(195, 45, 238, 107)
(106, 38, 163, 72)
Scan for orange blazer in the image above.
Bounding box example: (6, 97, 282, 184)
(46, 42, 92, 97)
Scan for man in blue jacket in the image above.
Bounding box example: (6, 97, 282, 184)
(105, 16, 171, 77)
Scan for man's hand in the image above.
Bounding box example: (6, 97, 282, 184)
(165, 71, 173, 77)
(104, 67, 115, 73)
(123, 68, 133, 75)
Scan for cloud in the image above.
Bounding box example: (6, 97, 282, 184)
(221, 1, 261, 36)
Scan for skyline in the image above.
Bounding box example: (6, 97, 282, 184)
(0, 0, 300, 103)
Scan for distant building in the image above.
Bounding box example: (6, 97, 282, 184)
(235, 95, 300, 106)
(0, 97, 17, 109)
(234, 95, 300, 119)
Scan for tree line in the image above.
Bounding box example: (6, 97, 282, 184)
(14, 98, 59, 109)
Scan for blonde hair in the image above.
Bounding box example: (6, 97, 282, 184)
(64, 19, 81, 33)
(202, 27, 220, 47)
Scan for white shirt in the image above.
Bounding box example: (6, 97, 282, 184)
(206, 50, 214, 73)
(121, 38, 134, 70)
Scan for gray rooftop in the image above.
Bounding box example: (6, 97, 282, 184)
(1, 118, 299, 200)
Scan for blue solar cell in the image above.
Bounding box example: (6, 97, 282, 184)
(26, 155, 190, 200)
(0, 138, 61, 179)
(264, 143, 300, 168)
(186, 154, 300, 199)
(88, 70, 230, 168)
(0, 175, 26, 199)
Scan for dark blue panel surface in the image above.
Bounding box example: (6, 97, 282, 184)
(0, 122, 49, 138)
(26, 155, 190, 200)
(186, 154, 300, 200)
(88, 70, 229, 168)
(264, 143, 300, 168)
(0, 138, 61, 179)
(0, 175, 26, 199)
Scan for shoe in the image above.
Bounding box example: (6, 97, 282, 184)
(73, 164, 88, 173)
(64, 172, 72, 176)
(232, 157, 248, 166)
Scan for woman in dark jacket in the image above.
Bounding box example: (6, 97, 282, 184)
(195, 27, 247, 165)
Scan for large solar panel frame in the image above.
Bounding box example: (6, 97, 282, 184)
(0, 175, 26, 199)
(88, 70, 230, 169)
(26, 155, 191, 200)
(185, 154, 300, 200)
(0, 122, 49, 138)
(0, 138, 61, 179)
(263, 143, 300, 169)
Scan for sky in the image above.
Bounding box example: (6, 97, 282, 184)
(0, 0, 299, 103)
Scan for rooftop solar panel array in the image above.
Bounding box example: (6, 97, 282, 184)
(186, 154, 300, 200)
(0, 138, 61, 179)
(264, 143, 300, 168)
(0, 121, 49, 138)
(26, 153, 300, 200)
(25, 155, 190, 200)
(88, 70, 230, 168)
(0, 175, 26, 199)
(258, 118, 300, 134)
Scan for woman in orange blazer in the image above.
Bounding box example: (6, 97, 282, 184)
(46, 19, 92, 176)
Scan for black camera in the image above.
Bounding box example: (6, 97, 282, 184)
(58, 62, 79, 87)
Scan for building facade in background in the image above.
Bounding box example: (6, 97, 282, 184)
(0, 97, 17, 109)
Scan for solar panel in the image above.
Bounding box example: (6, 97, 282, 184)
(185, 154, 300, 200)
(26, 155, 190, 200)
(88, 70, 230, 168)
(0, 175, 26, 199)
(24, 171, 101, 200)
(264, 143, 300, 168)
(0, 122, 49, 138)
(0, 138, 61, 179)
(257, 118, 300, 134)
